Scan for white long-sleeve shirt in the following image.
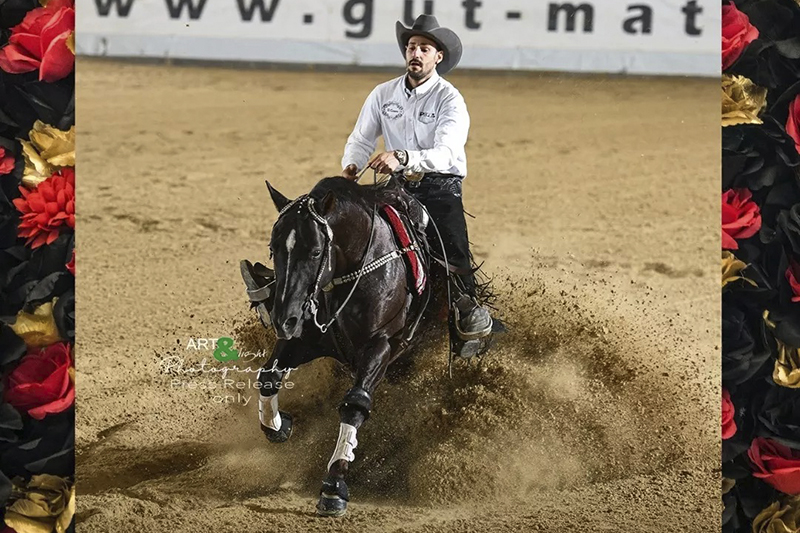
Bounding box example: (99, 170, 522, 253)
(342, 70, 469, 177)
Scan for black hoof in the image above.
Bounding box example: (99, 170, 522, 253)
(316, 494, 347, 517)
(261, 411, 293, 443)
(316, 477, 349, 517)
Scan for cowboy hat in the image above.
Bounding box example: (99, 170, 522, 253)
(395, 15, 462, 76)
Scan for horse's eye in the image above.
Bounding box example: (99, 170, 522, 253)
(311, 249, 322, 258)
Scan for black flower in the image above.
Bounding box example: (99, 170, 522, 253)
(722, 117, 800, 193)
(756, 385, 800, 448)
(53, 286, 72, 343)
(0, 407, 73, 478)
(0, 233, 74, 315)
(723, 300, 774, 385)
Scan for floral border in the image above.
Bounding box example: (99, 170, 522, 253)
(0, 0, 75, 531)
(722, 0, 800, 530)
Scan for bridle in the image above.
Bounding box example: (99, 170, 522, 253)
(274, 194, 378, 334)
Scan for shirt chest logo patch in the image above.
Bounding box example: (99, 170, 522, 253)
(381, 101, 404, 120)
(418, 111, 436, 124)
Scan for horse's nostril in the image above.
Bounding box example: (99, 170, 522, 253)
(283, 316, 299, 332)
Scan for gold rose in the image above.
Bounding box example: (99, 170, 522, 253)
(752, 494, 800, 533)
(763, 311, 800, 388)
(722, 477, 736, 495)
(722, 74, 767, 127)
(19, 121, 75, 189)
(722, 251, 756, 288)
(10, 299, 62, 348)
(4, 475, 75, 533)
(773, 339, 800, 389)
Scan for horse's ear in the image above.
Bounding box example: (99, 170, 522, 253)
(319, 191, 336, 216)
(265, 180, 290, 212)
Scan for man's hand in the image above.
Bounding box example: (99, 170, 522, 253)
(342, 164, 358, 181)
(368, 151, 401, 175)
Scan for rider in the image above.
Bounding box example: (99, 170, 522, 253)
(241, 14, 492, 340)
(341, 14, 492, 339)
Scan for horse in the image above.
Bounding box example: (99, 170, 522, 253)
(250, 176, 432, 516)
(248, 175, 497, 516)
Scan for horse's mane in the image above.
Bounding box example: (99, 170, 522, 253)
(308, 176, 409, 212)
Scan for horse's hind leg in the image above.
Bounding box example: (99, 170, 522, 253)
(316, 335, 392, 517)
(257, 339, 315, 443)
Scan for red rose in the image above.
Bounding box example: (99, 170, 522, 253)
(722, 188, 761, 250)
(4, 342, 74, 420)
(722, 3, 759, 71)
(787, 258, 800, 302)
(749, 437, 800, 495)
(722, 388, 737, 439)
(787, 95, 800, 156)
(0, 147, 14, 175)
(12, 167, 75, 249)
(0, 0, 74, 82)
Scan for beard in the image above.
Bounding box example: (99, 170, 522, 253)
(406, 62, 431, 80)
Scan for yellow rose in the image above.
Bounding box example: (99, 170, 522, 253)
(4, 475, 75, 533)
(722, 74, 767, 127)
(753, 495, 800, 533)
(19, 121, 75, 189)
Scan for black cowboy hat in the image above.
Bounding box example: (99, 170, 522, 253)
(395, 15, 462, 76)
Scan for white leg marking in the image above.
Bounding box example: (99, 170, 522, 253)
(327, 423, 358, 471)
(259, 394, 282, 431)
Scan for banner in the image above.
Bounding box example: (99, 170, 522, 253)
(75, 0, 720, 76)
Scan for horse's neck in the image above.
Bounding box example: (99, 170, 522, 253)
(331, 207, 390, 270)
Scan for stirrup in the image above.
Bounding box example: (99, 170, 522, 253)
(254, 302, 271, 329)
(453, 305, 493, 341)
(241, 260, 275, 327)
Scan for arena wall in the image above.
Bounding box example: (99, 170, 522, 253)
(76, 0, 719, 76)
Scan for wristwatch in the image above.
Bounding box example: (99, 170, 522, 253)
(394, 150, 409, 167)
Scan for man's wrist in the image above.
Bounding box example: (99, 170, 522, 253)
(394, 150, 409, 168)
(343, 163, 359, 179)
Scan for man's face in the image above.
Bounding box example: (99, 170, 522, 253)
(405, 36, 443, 81)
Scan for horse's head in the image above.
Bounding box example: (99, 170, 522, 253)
(266, 180, 337, 340)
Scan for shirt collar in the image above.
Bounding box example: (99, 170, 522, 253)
(403, 70, 440, 97)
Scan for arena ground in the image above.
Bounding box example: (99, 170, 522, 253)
(75, 58, 720, 532)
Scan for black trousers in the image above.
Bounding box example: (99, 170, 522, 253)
(403, 174, 476, 297)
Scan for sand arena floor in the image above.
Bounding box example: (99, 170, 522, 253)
(75, 58, 720, 532)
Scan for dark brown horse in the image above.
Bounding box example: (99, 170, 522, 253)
(249, 176, 500, 516)
(254, 176, 432, 516)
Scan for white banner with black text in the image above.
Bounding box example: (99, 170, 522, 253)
(76, 0, 720, 76)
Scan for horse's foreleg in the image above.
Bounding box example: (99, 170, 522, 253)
(317, 335, 392, 517)
(257, 340, 293, 443)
